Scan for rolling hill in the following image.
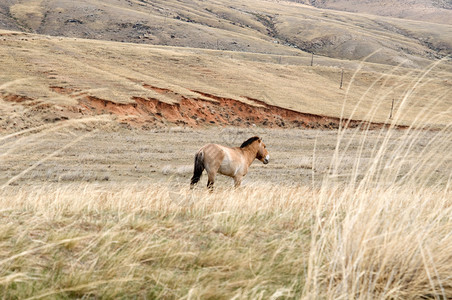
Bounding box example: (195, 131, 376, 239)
(304, 0, 452, 25)
(1, 0, 451, 65)
(1, 2, 451, 299)
(0, 0, 451, 131)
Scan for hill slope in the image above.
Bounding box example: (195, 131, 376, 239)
(1, 30, 451, 131)
(1, 0, 451, 131)
(0, 0, 451, 67)
(303, 0, 452, 25)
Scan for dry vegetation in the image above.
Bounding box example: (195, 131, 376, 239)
(1, 181, 451, 299)
(0, 126, 450, 188)
(1, 0, 451, 60)
(1, 27, 451, 300)
(298, 0, 452, 25)
(1, 0, 451, 298)
(1, 107, 451, 298)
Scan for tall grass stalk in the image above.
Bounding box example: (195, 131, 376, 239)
(307, 56, 452, 299)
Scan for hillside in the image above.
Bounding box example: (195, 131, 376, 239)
(1, 30, 451, 132)
(304, 0, 452, 25)
(0, 0, 451, 66)
(1, 2, 452, 299)
(1, 0, 451, 131)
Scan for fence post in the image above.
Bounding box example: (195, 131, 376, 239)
(340, 69, 344, 89)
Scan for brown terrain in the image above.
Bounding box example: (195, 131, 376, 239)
(302, 0, 452, 25)
(1, 0, 451, 131)
(8, 83, 404, 131)
(0, 2, 451, 299)
(1, 30, 450, 132)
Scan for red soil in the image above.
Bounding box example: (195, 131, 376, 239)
(2, 94, 34, 103)
(3, 85, 407, 130)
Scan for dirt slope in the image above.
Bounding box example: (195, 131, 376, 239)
(1, 31, 451, 132)
(8, 84, 400, 130)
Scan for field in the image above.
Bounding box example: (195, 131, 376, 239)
(0, 125, 451, 187)
(2, 0, 451, 60)
(1, 0, 452, 298)
(1, 32, 452, 300)
(1, 120, 451, 298)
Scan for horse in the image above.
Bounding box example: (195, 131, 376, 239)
(190, 136, 270, 188)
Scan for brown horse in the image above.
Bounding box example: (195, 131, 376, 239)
(190, 136, 270, 188)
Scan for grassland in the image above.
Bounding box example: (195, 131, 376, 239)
(0, 126, 450, 188)
(0, 181, 450, 299)
(1, 116, 451, 298)
(1, 1, 452, 132)
(1, 27, 451, 300)
(1, 1, 451, 298)
(303, 0, 452, 25)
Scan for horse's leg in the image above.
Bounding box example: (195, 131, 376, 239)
(233, 175, 243, 188)
(207, 170, 216, 190)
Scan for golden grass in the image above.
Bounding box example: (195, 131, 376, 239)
(1, 8, 451, 296)
(0, 179, 450, 298)
(0, 104, 451, 298)
(9, 0, 44, 31)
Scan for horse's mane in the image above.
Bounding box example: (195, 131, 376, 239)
(240, 136, 260, 148)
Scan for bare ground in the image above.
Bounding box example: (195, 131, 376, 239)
(1, 127, 449, 188)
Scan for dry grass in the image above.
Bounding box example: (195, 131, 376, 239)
(8, 0, 44, 31)
(0, 103, 451, 299)
(0, 4, 451, 296)
(1, 124, 449, 188)
(0, 164, 450, 298)
(2, 0, 451, 128)
(2, 0, 451, 59)
(301, 0, 452, 25)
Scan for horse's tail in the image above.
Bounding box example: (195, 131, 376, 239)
(190, 150, 204, 187)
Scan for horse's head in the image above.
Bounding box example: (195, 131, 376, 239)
(256, 139, 270, 164)
(240, 136, 270, 164)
